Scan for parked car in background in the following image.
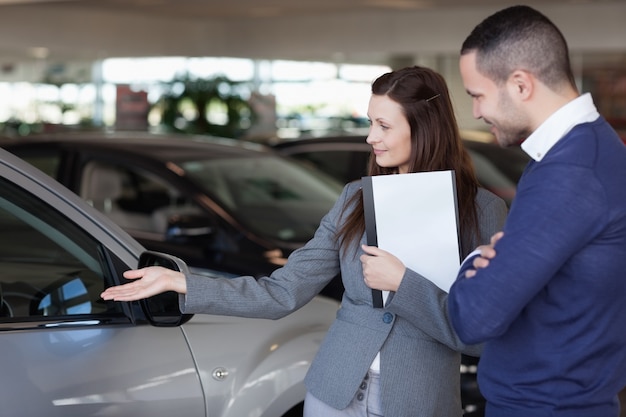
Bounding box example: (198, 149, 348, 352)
(0, 145, 339, 417)
(1, 131, 345, 300)
(273, 133, 530, 207)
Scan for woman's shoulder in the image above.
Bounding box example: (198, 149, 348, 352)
(336, 179, 362, 201)
(472, 188, 508, 247)
(345, 179, 362, 193)
(476, 187, 505, 206)
(475, 187, 508, 219)
(326, 180, 362, 216)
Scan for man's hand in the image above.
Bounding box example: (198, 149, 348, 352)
(466, 231, 504, 278)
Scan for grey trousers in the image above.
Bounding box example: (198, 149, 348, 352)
(304, 370, 383, 417)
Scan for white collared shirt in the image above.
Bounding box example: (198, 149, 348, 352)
(521, 93, 600, 161)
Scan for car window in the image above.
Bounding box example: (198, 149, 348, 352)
(0, 177, 123, 320)
(289, 150, 361, 184)
(13, 152, 61, 179)
(79, 160, 203, 234)
(183, 155, 343, 242)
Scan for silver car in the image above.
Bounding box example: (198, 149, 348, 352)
(0, 146, 339, 417)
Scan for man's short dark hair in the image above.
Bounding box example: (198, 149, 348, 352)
(461, 5, 577, 91)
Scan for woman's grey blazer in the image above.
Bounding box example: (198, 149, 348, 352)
(181, 180, 508, 417)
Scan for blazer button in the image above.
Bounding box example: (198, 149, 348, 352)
(357, 393, 364, 401)
(382, 312, 393, 323)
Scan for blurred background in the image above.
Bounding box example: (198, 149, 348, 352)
(0, 0, 624, 142)
(0, 2, 624, 415)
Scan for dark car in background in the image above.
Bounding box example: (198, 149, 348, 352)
(1, 131, 345, 300)
(274, 133, 530, 207)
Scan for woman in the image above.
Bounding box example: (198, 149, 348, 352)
(102, 66, 507, 417)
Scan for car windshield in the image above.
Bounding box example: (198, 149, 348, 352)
(181, 155, 343, 242)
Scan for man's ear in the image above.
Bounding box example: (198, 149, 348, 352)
(508, 70, 534, 100)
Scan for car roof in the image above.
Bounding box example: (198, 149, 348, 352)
(273, 135, 367, 149)
(3, 130, 274, 161)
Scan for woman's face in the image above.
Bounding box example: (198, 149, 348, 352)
(366, 94, 412, 174)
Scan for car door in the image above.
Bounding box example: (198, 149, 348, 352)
(0, 151, 205, 417)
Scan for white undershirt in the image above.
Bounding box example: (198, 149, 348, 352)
(369, 290, 389, 372)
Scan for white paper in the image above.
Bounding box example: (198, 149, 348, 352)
(367, 171, 460, 292)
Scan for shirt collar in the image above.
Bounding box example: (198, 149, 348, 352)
(521, 93, 600, 161)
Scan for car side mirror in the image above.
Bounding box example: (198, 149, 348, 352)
(138, 250, 193, 327)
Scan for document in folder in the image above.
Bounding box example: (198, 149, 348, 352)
(362, 170, 461, 299)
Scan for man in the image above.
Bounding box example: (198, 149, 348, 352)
(448, 5, 626, 417)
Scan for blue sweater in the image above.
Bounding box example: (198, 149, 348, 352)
(448, 118, 626, 417)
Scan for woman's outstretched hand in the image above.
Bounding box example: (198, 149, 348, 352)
(100, 266, 187, 301)
(360, 245, 406, 292)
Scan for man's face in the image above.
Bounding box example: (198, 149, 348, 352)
(460, 51, 529, 147)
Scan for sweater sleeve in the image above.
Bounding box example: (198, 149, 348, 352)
(448, 161, 607, 344)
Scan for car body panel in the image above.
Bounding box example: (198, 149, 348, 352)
(0, 326, 205, 417)
(184, 297, 338, 417)
(0, 145, 339, 417)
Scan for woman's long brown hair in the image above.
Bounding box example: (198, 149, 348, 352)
(337, 66, 480, 256)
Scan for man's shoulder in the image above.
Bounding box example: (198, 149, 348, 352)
(548, 119, 625, 166)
